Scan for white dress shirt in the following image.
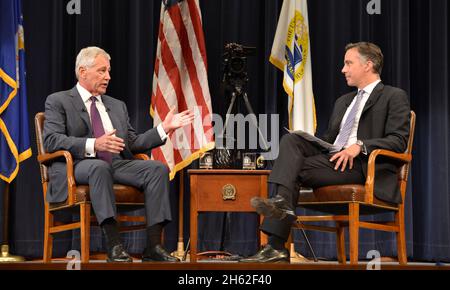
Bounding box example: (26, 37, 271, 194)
(76, 83, 167, 158)
(334, 79, 381, 149)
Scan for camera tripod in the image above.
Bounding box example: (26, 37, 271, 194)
(221, 86, 270, 151)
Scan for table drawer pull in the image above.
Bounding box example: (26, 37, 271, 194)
(222, 184, 236, 200)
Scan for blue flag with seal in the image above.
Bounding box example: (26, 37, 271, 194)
(0, 0, 32, 183)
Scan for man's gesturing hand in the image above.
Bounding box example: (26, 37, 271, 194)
(161, 107, 195, 134)
(94, 130, 125, 154)
(329, 144, 361, 172)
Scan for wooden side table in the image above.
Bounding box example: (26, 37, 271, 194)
(188, 169, 270, 262)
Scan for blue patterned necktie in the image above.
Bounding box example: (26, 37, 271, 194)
(90, 96, 112, 163)
(332, 90, 365, 152)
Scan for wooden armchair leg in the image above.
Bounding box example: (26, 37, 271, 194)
(80, 203, 91, 263)
(348, 203, 360, 265)
(336, 222, 346, 264)
(396, 210, 407, 265)
(43, 207, 53, 263)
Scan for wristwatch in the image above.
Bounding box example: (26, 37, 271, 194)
(356, 140, 367, 155)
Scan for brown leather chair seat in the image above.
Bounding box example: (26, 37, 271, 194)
(299, 184, 398, 215)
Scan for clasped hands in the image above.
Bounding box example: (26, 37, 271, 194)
(94, 108, 195, 153)
(329, 143, 361, 172)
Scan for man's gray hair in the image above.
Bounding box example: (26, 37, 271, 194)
(75, 47, 111, 79)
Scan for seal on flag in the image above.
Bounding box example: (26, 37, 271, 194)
(285, 10, 309, 84)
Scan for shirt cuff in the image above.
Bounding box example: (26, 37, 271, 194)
(85, 138, 96, 157)
(157, 123, 168, 141)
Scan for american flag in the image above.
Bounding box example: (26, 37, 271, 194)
(150, 0, 214, 180)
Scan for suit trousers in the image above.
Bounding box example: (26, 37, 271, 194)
(74, 158, 172, 226)
(261, 133, 365, 240)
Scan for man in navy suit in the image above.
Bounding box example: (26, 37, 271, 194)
(241, 42, 411, 263)
(44, 47, 194, 262)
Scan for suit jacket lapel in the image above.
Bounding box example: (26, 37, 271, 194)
(69, 86, 93, 135)
(102, 96, 133, 159)
(101, 97, 122, 135)
(361, 82, 384, 115)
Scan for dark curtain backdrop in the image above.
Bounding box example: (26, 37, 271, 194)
(0, 0, 448, 261)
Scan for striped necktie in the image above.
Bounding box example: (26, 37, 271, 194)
(332, 90, 365, 152)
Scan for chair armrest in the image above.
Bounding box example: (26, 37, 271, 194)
(134, 153, 150, 160)
(37, 150, 73, 164)
(37, 150, 77, 206)
(364, 149, 412, 203)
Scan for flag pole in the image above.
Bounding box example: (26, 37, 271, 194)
(0, 181, 25, 262)
(171, 169, 189, 261)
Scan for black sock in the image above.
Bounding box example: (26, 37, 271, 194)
(268, 234, 286, 250)
(100, 217, 120, 248)
(146, 223, 163, 249)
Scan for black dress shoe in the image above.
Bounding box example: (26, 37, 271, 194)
(106, 244, 132, 263)
(251, 195, 296, 220)
(142, 245, 180, 262)
(240, 245, 289, 263)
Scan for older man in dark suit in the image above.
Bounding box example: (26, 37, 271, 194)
(241, 42, 411, 263)
(43, 47, 194, 262)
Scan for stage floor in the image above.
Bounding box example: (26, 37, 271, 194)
(0, 259, 448, 270)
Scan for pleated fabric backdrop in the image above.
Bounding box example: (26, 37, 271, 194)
(0, 0, 448, 262)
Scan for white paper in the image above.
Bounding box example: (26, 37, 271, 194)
(284, 127, 336, 151)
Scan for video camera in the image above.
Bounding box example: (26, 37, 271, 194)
(222, 43, 256, 91)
